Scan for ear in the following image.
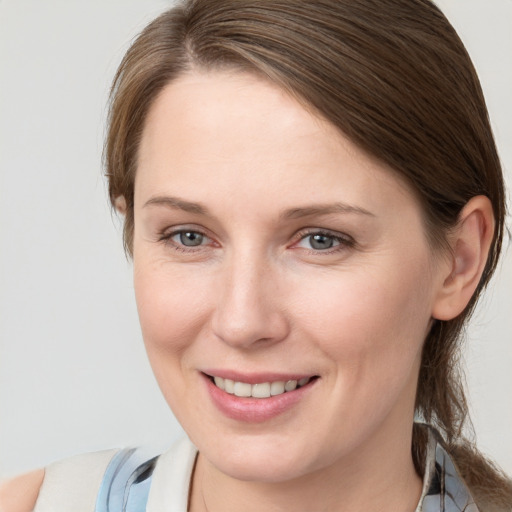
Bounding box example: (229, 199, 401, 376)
(432, 195, 495, 321)
(114, 195, 127, 216)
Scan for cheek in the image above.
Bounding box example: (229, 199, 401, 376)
(133, 258, 217, 423)
(293, 258, 433, 395)
(133, 258, 211, 362)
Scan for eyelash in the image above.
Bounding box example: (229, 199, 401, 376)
(157, 227, 355, 255)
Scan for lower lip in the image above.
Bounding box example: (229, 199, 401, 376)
(203, 374, 317, 423)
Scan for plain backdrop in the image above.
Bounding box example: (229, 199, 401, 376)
(0, 0, 511, 478)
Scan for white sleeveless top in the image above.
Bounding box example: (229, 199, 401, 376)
(33, 437, 197, 512)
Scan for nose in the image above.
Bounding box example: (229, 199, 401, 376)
(211, 253, 290, 349)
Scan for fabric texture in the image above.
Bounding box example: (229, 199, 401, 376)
(95, 448, 158, 512)
(33, 426, 480, 512)
(417, 427, 479, 512)
(33, 449, 119, 512)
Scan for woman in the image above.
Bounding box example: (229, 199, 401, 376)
(1, 0, 511, 510)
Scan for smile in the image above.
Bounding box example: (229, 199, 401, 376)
(203, 372, 319, 422)
(210, 375, 314, 398)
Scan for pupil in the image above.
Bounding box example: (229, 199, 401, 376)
(180, 232, 203, 246)
(310, 234, 333, 250)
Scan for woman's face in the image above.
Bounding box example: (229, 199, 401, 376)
(133, 70, 446, 482)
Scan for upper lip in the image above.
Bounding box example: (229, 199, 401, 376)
(201, 369, 318, 384)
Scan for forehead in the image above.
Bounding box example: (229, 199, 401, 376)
(136, 69, 416, 217)
(138, 69, 338, 170)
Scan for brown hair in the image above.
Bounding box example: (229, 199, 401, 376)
(105, 0, 511, 506)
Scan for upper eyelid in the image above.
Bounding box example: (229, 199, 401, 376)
(160, 225, 210, 238)
(294, 227, 353, 241)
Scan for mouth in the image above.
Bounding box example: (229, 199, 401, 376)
(202, 371, 320, 422)
(205, 374, 319, 399)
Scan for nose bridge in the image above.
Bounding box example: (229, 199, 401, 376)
(211, 244, 288, 348)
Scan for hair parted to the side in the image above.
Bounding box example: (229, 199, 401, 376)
(105, 0, 511, 507)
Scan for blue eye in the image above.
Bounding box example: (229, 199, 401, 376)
(307, 234, 338, 250)
(295, 231, 352, 252)
(172, 231, 206, 247)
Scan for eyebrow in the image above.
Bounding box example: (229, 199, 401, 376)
(143, 196, 209, 215)
(143, 195, 375, 219)
(281, 203, 375, 220)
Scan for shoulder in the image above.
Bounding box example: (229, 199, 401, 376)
(0, 469, 45, 512)
(1, 449, 119, 512)
(0, 440, 196, 512)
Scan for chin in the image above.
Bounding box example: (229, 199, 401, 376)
(209, 452, 310, 483)
(194, 431, 326, 483)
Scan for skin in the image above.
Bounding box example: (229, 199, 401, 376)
(0, 470, 44, 512)
(132, 69, 493, 512)
(1, 69, 493, 512)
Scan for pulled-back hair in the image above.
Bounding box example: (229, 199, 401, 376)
(105, 0, 511, 506)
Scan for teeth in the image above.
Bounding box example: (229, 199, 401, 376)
(233, 382, 252, 397)
(212, 376, 312, 398)
(270, 381, 285, 396)
(224, 379, 235, 394)
(252, 382, 271, 398)
(284, 380, 297, 391)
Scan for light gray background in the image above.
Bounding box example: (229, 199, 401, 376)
(0, 0, 511, 478)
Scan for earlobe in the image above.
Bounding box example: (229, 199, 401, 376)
(114, 195, 127, 216)
(432, 196, 495, 321)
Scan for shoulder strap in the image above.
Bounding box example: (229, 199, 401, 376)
(95, 448, 158, 512)
(417, 424, 480, 512)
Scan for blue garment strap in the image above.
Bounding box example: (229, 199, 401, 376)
(420, 424, 479, 512)
(95, 448, 158, 512)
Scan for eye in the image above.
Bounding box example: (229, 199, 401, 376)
(157, 227, 214, 252)
(301, 233, 339, 250)
(294, 230, 354, 253)
(172, 230, 206, 247)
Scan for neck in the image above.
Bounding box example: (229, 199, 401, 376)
(189, 421, 423, 512)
